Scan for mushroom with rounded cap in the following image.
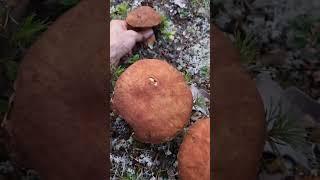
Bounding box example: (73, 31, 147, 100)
(112, 59, 193, 144)
(178, 118, 210, 180)
(126, 6, 162, 28)
(126, 6, 161, 47)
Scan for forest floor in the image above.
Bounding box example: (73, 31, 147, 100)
(110, 0, 210, 179)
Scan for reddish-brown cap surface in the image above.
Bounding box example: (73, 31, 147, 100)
(126, 6, 162, 28)
(112, 59, 193, 143)
(178, 118, 210, 180)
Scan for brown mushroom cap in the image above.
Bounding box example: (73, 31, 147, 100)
(178, 118, 210, 180)
(126, 6, 162, 28)
(112, 59, 193, 143)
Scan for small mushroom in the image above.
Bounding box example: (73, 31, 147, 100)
(112, 59, 193, 144)
(178, 118, 210, 180)
(126, 6, 161, 28)
(126, 6, 161, 47)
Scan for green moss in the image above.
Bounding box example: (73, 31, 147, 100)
(111, 2, 130, 20)
(160, 15, 176, 41)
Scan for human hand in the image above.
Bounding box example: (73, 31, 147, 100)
(110, 20, 153, 67)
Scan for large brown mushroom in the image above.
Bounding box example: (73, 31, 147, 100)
(178, 118, 210, 180)
(112, 59, 193, 144)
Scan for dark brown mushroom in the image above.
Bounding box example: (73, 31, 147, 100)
(112, 59, 193, 144)
(126, 6, 161, 28)
(178, 118, 210, 180)
(213, 25, 265, 180)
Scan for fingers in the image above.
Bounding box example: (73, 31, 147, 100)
(127, 30, 144, 42)
(126, 29, 154, 42)
(110, 20, 127, 30)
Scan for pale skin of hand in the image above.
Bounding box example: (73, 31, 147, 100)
(110, 20, 153, 67)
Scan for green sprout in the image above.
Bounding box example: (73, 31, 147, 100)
(114, 66, 125, 79)
(234, 31, 257, 64)
(194, 95, 206, 108)
(111, 66, 126, 88)
(184, 71, 192, 84)
(128, 54, 140, 64)
(111, 2, 130, 20)
(11, 15, 48, 48)
(200, 66, 209, 77)
(265, 99, 308, 155)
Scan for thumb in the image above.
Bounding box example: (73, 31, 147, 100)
(139, 29, 154, 40)
(126, 30, 144, 42)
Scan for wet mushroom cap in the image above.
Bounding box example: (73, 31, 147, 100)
(178, 118, 210, 180)
(112, 59, 193, 144)
(126, 6, 162, 28)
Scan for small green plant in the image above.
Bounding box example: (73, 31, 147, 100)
(194, 95, 206, 108)
(111, 66, 126, 88)
(111, 2, 130, 20)
(114, 66, 125, 79)
(184, 71, 192, 84)
(127, 54, 140, 64)
(179, 9, 189, 18)
(160, 15, 176, 41)
(200, 66, 209, 77)
(121, 169, 143, 180)
(234, 31, 257, 64)
(11, 15, 48, 48)
(265, 99, 307, 155)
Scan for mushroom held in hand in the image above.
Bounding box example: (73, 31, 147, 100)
(126, 6, 161, 47)
(112, 59, 193, 144)
(178, 118, 210, 180)
(126, 6, 161, 28)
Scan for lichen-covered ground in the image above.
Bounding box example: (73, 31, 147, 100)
(110, 0, 210, 179)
